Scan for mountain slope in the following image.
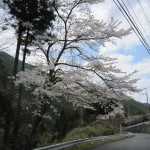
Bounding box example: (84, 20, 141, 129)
(0, 51, 33, 75)
(120, 99, 148, 116)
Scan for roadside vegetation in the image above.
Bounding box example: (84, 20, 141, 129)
(37, 123, 115, 147)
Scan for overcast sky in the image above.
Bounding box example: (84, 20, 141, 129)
(2, 0, 150, 103)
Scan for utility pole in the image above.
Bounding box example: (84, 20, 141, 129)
(128, 105, 130, 118)
(120, 124, 122, 135)
(127, 100, 130, 126)
(146, 91, 149, 112)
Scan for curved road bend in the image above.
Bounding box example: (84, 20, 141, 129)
(89, 133, 150, 150)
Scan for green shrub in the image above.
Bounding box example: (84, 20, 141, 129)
(63, 124, 115, 142)
(37, 132, 59, 148)
(102, 125, 114, 135)
(37, 124, 115, 147)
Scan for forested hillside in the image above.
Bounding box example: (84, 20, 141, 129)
(120, 99, 148, 116)
(0, 51, 33, 75)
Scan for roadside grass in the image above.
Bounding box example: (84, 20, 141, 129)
(37, 123, 134, 149)
(37, 124, 115, 148)
(62, 124, 115, 142)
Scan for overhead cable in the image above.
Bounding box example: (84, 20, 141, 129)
(126, 0, 150, 43)
(113, 0, 150, 54)
(137, 0, 150, 27)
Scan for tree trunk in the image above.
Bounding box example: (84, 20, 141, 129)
(13, 22, 23, 77)
(3, 22, 23, 149)
(22, 28, 30, 71)
(3, 85, 14, 150)
(12, 85, 23, 140)
(80, 106, 84, 127)
(25, 117, 42, 150)
(25, 104, 48, 150)
(12, 28, 30, 149)
(14, 28, 30, 134)
(3, 101, 12, 150)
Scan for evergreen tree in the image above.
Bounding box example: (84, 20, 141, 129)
(3, 0, 55, 74)
(2, 1, 55, 149)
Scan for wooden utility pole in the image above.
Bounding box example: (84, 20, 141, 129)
(146, 91, 149, 112)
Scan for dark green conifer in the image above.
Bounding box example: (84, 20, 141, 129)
(2, 1, 55, 149)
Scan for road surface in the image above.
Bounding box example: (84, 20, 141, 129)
(89, 133, 150, 150)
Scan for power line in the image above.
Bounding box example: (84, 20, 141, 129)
(122, 0, 143, 35)
(147, 0, 150, 8)
(126, 0, 150, 43)
(113, 0, 150, 54)
(125, 0, 150, 49)
(137, 0, 150, 27)
(121, 0, 150, 51)
(115, 0, 150, 54)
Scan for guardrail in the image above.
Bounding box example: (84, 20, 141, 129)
(123, 121, 150, 130)
(33, 132, 132, 150)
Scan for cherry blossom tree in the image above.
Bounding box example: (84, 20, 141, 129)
(15, 0, 140, 149)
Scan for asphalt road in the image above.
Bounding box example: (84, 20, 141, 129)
(88, 133, 150, 150)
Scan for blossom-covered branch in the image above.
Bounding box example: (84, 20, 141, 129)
(16, 0, 139, 120)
